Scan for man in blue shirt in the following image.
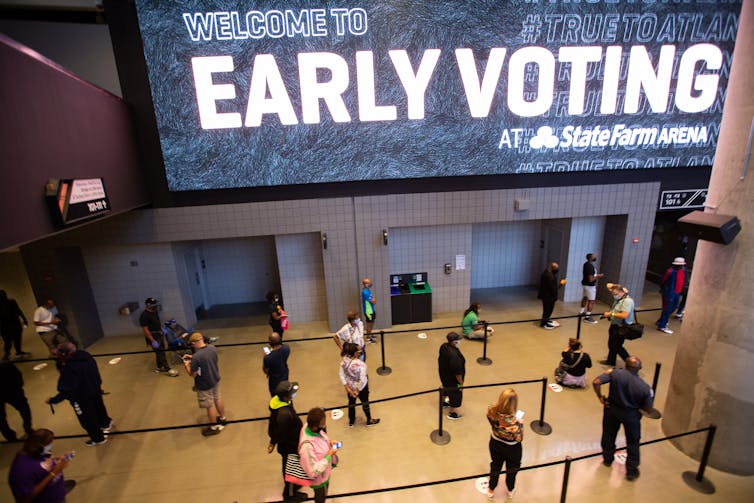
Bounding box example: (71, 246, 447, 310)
(593, 356, 653, 481)
(361, 278, 377, 343)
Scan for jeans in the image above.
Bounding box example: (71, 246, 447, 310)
(488, 437, 522, 491)
(657, 293, 680, 328)
(606, 324, 629, 365)
(601, 404, 642, 474)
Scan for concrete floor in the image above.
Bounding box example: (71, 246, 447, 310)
(1, 286, 752, 502)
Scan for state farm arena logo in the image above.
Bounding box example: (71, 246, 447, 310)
(528, 124, 708, 150)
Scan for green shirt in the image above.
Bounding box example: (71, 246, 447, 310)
(461, 311, 478, 335)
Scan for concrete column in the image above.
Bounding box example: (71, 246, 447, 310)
(662, 2, 754, 475)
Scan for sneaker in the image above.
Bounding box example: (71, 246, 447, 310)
(486, 489, 495, 500)
(366, 418, 381, 426)
(584, 316, 598, 324)
(658, 326, 674, 334)
(602, 459, 613, 467)
(208, 336, 220, 344)
(550, 320, 561, 327)
(16, 351, 32, 357)
(506, 488, 516, 500)
(599, 360, 615, 367)
(541, 324, 555, 330)
(85, 436, 108, 446)
(167, 369, 179, 377)
(202, 425, 223, 436)
(626, 470, 640, 481)
(348, 423, 354, 427)
(447, 412, 462, 420)
(102, 420, 114, 434)
(675, 312, 684, 319)
(217, 417, 227, 426)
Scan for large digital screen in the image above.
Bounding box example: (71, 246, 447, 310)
(133, 0, 741, 191)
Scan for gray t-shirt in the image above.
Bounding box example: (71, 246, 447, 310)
(190, 345, 220, 391)
(610, 296, 635, 325)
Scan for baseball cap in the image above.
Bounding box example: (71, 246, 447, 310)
(275, 380, 300, 397)
(145, 297, 160, 308)
(672, 257, 686, 266)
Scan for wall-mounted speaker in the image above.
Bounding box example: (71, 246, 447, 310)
(678, 211, 741, 245)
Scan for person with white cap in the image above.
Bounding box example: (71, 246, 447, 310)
(656, 257, 686, 334)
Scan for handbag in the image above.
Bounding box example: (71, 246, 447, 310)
(554, 352, 584, 383)
(619, 310, 644, 340)
(284, 451, 314, 487)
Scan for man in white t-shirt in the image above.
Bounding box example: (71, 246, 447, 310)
(33, 299, 62, 351)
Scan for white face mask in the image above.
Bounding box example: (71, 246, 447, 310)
(613, 294, 621, 300)
(291, 392, 297, 400)
(42, 443, 53, 456)
(455, 340, 461, 347)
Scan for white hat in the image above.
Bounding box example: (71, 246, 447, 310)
(672, 257, 686, 266)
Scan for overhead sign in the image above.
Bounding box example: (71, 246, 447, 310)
(132, 1, 742, 191)
(45, 178, 111, 227)
(659, 189, 708, 210)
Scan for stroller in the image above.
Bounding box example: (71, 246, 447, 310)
(162, 319, 219, 365)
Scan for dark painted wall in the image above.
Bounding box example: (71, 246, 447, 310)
(0, 34, 149, 251)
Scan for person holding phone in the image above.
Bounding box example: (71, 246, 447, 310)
(485, 388, 524, 500)
(9, 428, 75, 503)
(263, 333, 291, 397)
(299, 407, 340, 503)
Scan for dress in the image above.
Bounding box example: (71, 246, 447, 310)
(486, 407, 523, 492)
(537, 269, 560, 326)
(264, 345, 291, 396)
(595, 369, 653, 476)
(48, 350, 111, 443)
(9, 452, 68, 503)
(437, 342, 465, 407)
(339, 356, 373, 425)
(268, 396, 303, 500)
(605, 296, 635, 366)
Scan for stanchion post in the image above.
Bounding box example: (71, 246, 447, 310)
(682, 424, 717, 494)
(576, 314, 582, 340)
(430, 387, 451, 445)
(644, 362, 662, 419)
(477, 321, 492, 366)
(559, 456, 572, 503)
(376, 330, 392, 376)
(530, 377, 552, 435)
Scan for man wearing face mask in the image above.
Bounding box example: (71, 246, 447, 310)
(332, 311, 366, 362)
(9, 428, 76, 503)
(538, 262, 565, 330)
(599, 283, 635, 367)
(579, 253, 603, 324)
(438, 332, 465, 420)
(268, 381, 306, 501)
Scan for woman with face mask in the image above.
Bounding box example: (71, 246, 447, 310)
(600, 283, 635, 367)
(8, 428, 75, 503)
(298, 407, 341, 503)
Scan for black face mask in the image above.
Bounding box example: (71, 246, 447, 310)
(552, 268, 559, 274)
(592, 257, 597, 262)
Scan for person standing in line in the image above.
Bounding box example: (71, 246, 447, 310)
(579, 253, 603, 324)
(181, 332, 226, 436)
(33, 299, 63, 352)
(599, 283, 635, 368)
(593, 356, 653, 481)
(485, 388, 524, 500)
(438, 332, 465, 420)
(267, 291, 286, 340)
(139, 297, 178, 377)
(461, 302, 495, 340)
(332, 311, 366, 362)
(46, 342, 112, 446)
(267, 381, 306, 502)
(656, 257, 685, 334)
(0, 360, 33, 441)
(339, 342, 380, 428)
(0, 290, 30, 360)
(361, 278, 377, 344)
(538, 262, 565, 330)
(8, 428, 75, 503)
(263, 333, 291, 397)
(299, 407, 341, 503)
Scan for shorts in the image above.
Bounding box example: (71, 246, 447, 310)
(196, 383, 221, 408)
(365, 311, 376, 323)
(582, 285, 596, 301)
(444, 387, 463, 408)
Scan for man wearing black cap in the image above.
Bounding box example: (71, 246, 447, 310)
(267, 380, 305, 501)
(139, 297, 177, 377)
(438, 332, 465, 419)
(593, 356, 653, 481)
